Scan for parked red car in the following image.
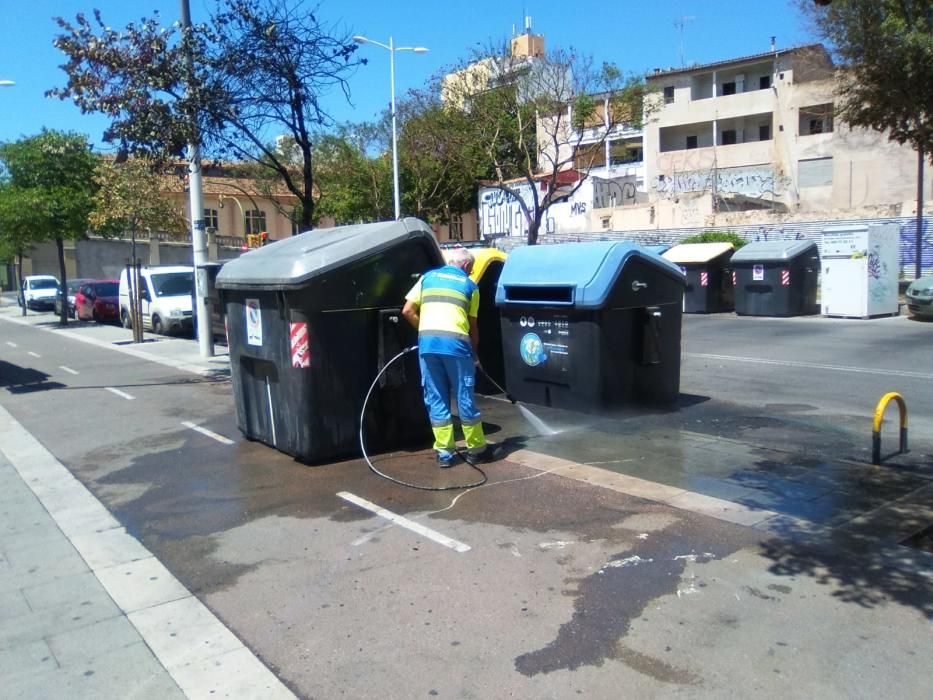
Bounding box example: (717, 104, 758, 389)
(75, 280, 120, 323)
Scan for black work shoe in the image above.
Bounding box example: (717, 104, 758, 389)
(468, 445, 504, 464)
(437, 453, 456, 468)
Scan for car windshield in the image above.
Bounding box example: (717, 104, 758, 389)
(31, 279, 58, 290)
(67, 280, 88, 293)
(94, 282, 119, 297)
(150, 272, 193, 297)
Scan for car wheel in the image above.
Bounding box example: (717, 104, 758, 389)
(152, 315, 164, 335)
(121, 309, 132, 328)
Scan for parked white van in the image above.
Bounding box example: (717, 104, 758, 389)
(118, 266, 194, 335)
(19, 274, 60, 310)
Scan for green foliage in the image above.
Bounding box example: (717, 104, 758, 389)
(89, 157, 188, 239)
(680, 230, 747, 248)
(49, 0, 365, 230)
(0, 130, 98, 245)
(312, 131, 392, 224)
(803, 0, 933, 157)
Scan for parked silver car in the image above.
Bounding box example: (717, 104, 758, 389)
(905, 275, 933, 319)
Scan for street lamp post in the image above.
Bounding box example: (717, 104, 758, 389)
(353, 35, 428, 221)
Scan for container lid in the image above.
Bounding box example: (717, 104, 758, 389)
(730, 240, 817, 263)
(468, 248, 507, 283)
(495, 241, 684, 308)
(216, 218, 440, 289)
(663, 242, 734, 264)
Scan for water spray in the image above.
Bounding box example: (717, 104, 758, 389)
(474, 365, 560, 437)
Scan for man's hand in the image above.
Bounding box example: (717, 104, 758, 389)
(401, 300, 420, 330)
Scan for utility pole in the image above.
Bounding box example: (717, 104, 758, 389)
(180, 0, 213, 357)
(917, 147, 925, 279)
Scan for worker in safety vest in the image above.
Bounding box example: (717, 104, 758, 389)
(402, 247, 502, 467)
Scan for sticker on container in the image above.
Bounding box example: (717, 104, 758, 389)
(527, 316, 535, 328)
(753, 264, 764, 281)
(519, 316, 527, 327)
(290, 322, 310, 368)
(781, 269, 790, 286)
(246, 298, 262, 346)
(700, 271, 709, 287)
(520, 332, 546, 367)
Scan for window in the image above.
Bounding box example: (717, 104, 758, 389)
(800, 104, 835, 136)
(809, 119, 824, 134)
(759, 75, 771, 90)
(721, 81, 736, 96)
(798, 157, 833, 188)
(721, 130, 737, 145)
(759, 124, 771, 140)
(449, 214, 464, 241)
(601, 217, 611, 230)
(686, 135, 698, 149)
(203, 208, 219, 231)
(663, 86, 675, 104)
(244, 209, 266, 235)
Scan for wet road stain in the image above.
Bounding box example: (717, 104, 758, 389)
(513, 517, 757, 678)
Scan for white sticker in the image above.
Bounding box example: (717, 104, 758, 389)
(753, 264, 764, 281)
(519, 316, 527, 327)
(246, 298, 263, 346)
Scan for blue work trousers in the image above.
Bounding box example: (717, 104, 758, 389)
(419, 353, 486, 454)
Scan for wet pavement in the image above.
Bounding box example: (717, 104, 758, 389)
(1, 306, 932, 698)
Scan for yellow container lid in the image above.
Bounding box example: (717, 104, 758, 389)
(468, 248, 507, 282)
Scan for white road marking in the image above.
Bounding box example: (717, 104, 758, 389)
(6, 341, 17, 347)
(181, 421, 235, 445)
(105, 387, 135, 400)
(27, 351, 41, 358)
(59, 365, 79, 375)
(337, 491, 471, 553)
(686, 352, 933, 381)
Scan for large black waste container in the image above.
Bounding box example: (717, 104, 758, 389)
(663, 242, 735, 313)
(495, 242, 685, 413)
(732, 240, 819, 316)
(216, 218, 443, 462)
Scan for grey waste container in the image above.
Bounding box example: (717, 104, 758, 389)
(732, 240, 820, 316)
(663, 242, 735, 313)
(216, 218, 443, 462)
(495, 242, 686, 413)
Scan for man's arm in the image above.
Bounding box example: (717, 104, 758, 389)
(468, 317, 479, 356)
(402, 300, 420, 330)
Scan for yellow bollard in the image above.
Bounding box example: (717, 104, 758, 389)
(872, 392, 908, 465)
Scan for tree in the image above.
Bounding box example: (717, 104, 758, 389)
(0, 130, 98, 323)
(396, 88, 488, 224)
(801, 0, 933, 277)
(49, 0, 364, 231)
(801, 0, 933, 157)
(0, 185, 40, 315)
(311, 128, 393, 224)
(442, 44, 652, 244)
(88, 156, 188, 339)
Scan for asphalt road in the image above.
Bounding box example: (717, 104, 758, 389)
(1, 308, 930, 699)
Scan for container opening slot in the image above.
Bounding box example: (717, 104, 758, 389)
(504, 286, 573, 304)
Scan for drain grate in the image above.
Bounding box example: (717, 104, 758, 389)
(900, 524, 933, 553)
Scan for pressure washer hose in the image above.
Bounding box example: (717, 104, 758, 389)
(358, 345, 488, 491)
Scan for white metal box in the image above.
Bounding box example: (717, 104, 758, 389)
(820, 223, 900, 318)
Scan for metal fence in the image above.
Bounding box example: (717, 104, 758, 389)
(494, 215, 932, 277)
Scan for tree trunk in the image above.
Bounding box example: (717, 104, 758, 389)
(56, 238, 68, 325)
(16, 252, 25, 316)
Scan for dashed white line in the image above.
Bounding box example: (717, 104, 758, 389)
(105, 387, 135, 400)
(337, 491, 471, 553)
(27, 351, 41, 358)
(181, 421, 235, 445)
(6, 341, 17, 347)
(59, 365, 79, 375)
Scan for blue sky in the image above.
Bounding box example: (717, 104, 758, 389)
(0, 1, 817, 152)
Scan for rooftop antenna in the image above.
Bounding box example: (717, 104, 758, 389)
(674, 15, 695, 68)
(525, 14, 532, 34)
